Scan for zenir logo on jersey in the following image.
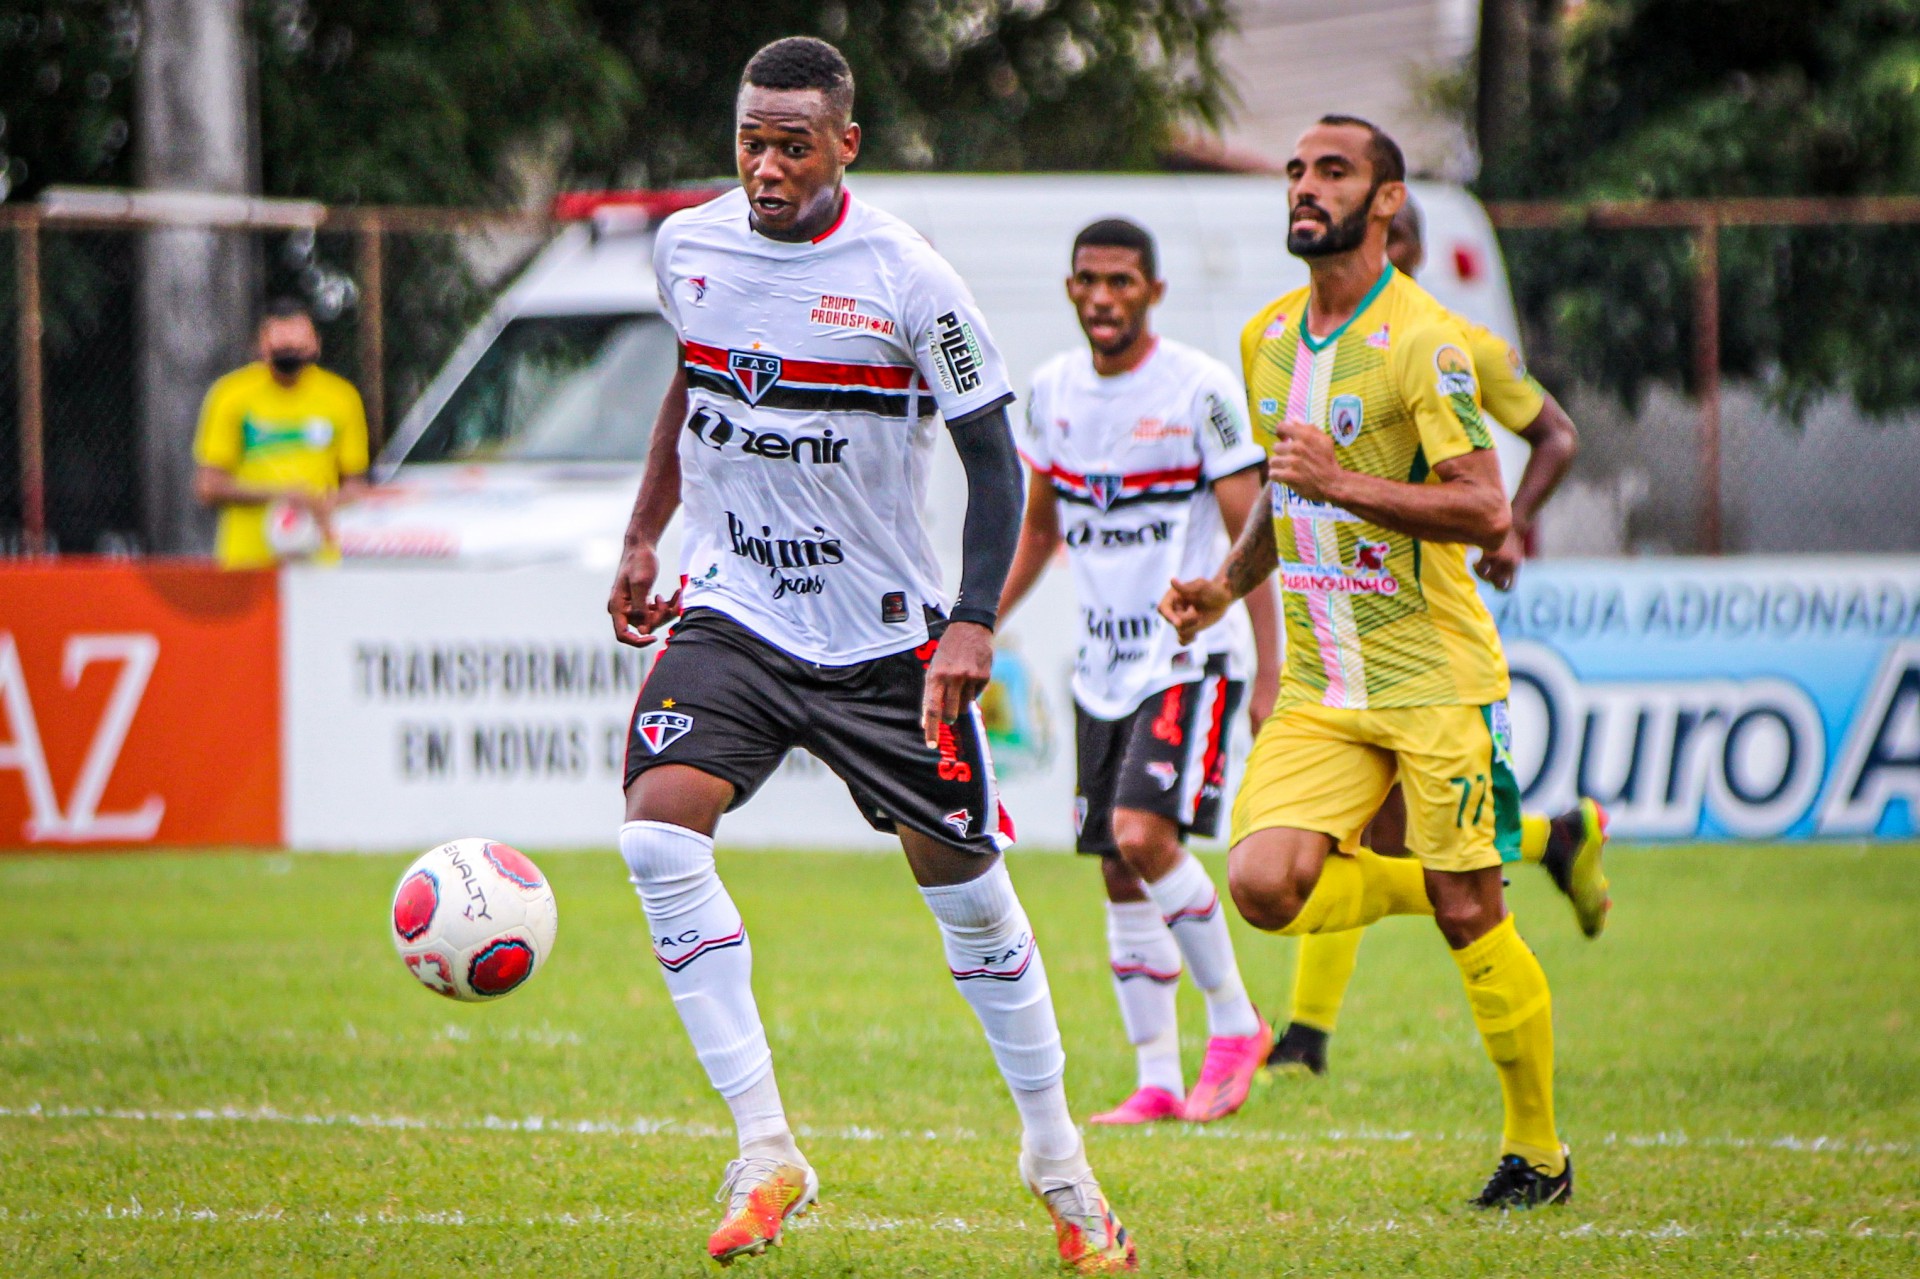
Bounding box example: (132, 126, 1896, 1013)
(728, 351, 783, 405)
(1330, 393, 1365, 446)
(635, 710, 694, 754)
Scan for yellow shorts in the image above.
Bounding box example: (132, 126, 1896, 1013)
(1229, 701, 1521, 873)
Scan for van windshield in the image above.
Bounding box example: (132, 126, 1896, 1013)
(405, 313, 677, 464)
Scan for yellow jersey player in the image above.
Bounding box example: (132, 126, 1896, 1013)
(1161, 115, 1572, 1208)
(1267, 196, 1612, 1080)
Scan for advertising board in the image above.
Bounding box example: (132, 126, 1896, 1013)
(0, 563, 281, 847)
(1492, 558, 1920, 838)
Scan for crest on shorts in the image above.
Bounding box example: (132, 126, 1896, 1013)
(635, 710, 693, 754)
(1087, 474, 1123, 512)
(943, 808, 973, 836)
(728, 350, 783, 405)
(1145, 761, 1179, 791)
(1329, 393, 1365, 446)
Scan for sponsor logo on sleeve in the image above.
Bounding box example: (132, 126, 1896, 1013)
(1204, 392, 1242, 447)
(1329, 393, 1365, 446)
(931, 311, 985, 396)
(635, 709, 694, 754)
(1434, 343, 1477, 398)
(728, 350, 783, 404)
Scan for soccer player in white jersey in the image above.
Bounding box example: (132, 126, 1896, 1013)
(999, 219, 1282, 1125)
(607, 38, 1136, 1273)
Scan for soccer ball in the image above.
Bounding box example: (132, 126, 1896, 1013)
(263, 498, 326, 559)
(390, 838, 558, 1001)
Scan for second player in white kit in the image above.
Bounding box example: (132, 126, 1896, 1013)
(1000, 219, 1281, 1126)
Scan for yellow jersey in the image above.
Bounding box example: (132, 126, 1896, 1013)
(1464, 320, 1547, 434)
(192, 362, 368, 569)
(1240, 265, 1508, 710)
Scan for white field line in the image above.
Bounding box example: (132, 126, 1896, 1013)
(0, 1202, 1913, 1244)
(1, 1102, 1914, 1159)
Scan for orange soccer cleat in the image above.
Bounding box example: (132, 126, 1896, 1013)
(706, 1153, 818, 1266)
(1020, 1148, 1139, 1273)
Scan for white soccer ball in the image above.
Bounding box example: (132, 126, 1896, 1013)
(264, 498, 326, 559)
(390, 838, 558, 1001)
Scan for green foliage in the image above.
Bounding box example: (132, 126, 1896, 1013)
(2, 844, 1918, 1276)
(1492, 0, 1920, 414)
(579, 0, 1237, 182)
(0, 4, 139, 199)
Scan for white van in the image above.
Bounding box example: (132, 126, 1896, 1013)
(334, 174, 1527, 571)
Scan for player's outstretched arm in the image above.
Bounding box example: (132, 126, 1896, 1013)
(923, 405, 1023, 746)
(996, 468, 1061, 622)
(608, 365, 689, 648)
(1161, 482, 1276, 645)
(1270, 416, 1510, 552)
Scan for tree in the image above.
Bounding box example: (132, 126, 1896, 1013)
(576, 1, 1234, 183)
(1489, 0, 1920, 415)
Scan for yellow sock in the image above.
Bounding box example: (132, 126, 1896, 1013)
(1291, 929, 1365, 1031)
(1280, 846, 1433, 936)
(1452, 915, 1563, 1174)
(1519, 813, 1551, 864)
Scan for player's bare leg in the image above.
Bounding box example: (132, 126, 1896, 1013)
(1229, 826, 1567, 1206)
(903, 828, 1136, 1271)
(620, 765, 816, 1264)
(1111, 809, 1269, 1121)
(1089, 856, 1186, 1125)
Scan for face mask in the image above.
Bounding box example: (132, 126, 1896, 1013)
(269, 351, 312, 377)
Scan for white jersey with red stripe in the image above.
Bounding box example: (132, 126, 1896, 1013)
(1018, 338, 1265, 720)
(652, 187, 1014, 665)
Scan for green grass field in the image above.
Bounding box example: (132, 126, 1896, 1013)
(2, 843, 1917, 1277)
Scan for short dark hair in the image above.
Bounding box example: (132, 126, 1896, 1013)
(1072, 218, 1158, 282)
(1317, 114, 1406, 186)
(742, 37, 854, 123)
(259, 296, 312, 327)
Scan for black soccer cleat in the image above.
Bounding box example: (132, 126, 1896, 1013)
(1470, 1149, 1573, 1209)
(1261, 1021, 1329, 1077)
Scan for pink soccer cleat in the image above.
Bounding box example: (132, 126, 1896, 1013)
(1089, 1086, 1184, 1126)
(1182, 1018, 1273, 1122)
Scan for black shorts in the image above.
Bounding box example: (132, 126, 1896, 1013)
(1074, 655, 1242, 857)
(624, 608, 1011, 853)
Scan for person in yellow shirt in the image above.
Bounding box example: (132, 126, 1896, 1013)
(1162, 115, 1571, 1208)
(193, 298, 369, 568)
(1267, 196, 1612, 1081)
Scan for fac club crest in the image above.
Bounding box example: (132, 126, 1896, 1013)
(728, 350, 783, 405)
(1329, 393, 1365, 446)
(1087, 474, 1123, 512)
(635, 710, 694, 754)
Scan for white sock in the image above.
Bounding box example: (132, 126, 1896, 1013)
(726, 1068, 799, 1159)
(1106, 900, 1184, 1096)
(920, 861, 1075, 1158)
(1145, 853, 1260, 1038)
(620, 821, 781, 1132)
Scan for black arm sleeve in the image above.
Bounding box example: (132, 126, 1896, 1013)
(946, 401, 1024, 630)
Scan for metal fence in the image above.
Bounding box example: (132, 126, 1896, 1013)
(5, 192, 1920, 556)
(0, 198, 546, 553)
